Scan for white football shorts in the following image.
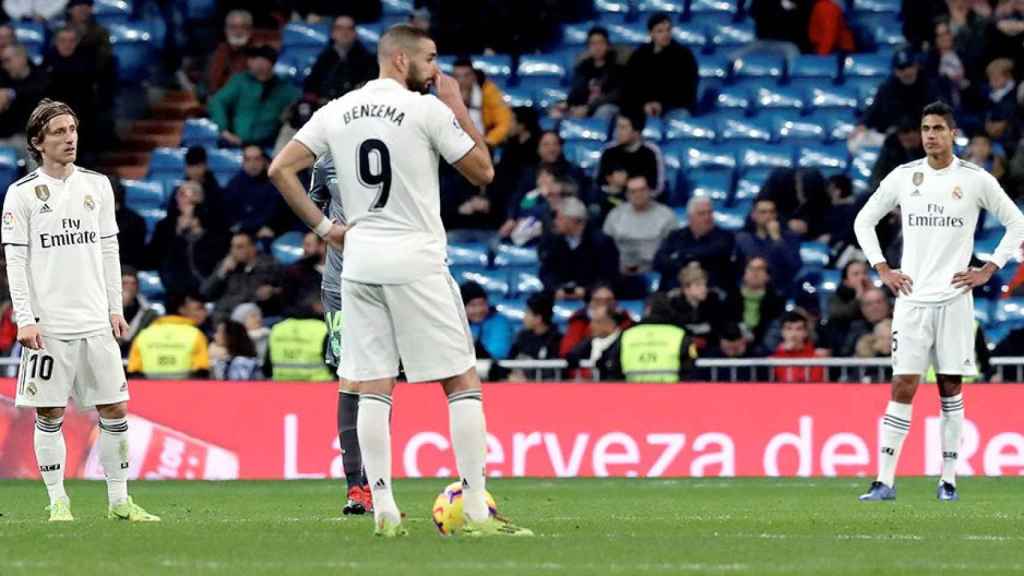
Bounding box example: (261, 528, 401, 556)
(891, 293, 976, 377)
(15, 332, 129, 408)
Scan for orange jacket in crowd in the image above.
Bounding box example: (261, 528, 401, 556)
(772, 342, 827, 382)
(808, 0, 856, 55)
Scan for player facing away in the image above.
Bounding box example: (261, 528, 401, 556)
(269, 25, 532, 537)
(1, 100, 159, 521)
(309, 155, 373, 515)
(853, 101, 1024, 501)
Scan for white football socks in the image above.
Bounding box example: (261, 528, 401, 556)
(34, 415, 68, 505)
(940, 394, 964, 487)
(98, 416, 130, 506)
(877, 401, 912, 488)
(358, 394, 400, 523)
(448, 390, 489, 522)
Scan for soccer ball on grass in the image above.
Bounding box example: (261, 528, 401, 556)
(431, 481, 497, 535)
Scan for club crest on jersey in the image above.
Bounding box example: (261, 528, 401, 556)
(84, 194, 95, 211)
(2, 211, 13, 230)
(34, 185, 49, 202)
(953, 186, 963, 200)
(912, 172, 923, 186)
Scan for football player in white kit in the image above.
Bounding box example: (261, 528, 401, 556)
(1, 100, 159, 521)
(269, 25, 532, 537)
(854, 101, 1024, 502)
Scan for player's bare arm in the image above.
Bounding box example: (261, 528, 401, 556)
(433, 71, 494, 186)
(268, 141, 350, 250)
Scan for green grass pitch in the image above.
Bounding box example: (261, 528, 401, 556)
(2, 478, 1023, 575)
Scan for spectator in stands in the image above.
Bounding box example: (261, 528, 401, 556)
(831, 287, 892, 357)
(821, 174, 859, 253)
(735, 198, 802, 295)
(209, 46, 299, 148)
(869, 116, 925, 192)
(559, 282, 635, 357)
(760, 168, 830, 240)
(808, 0, 855, 55)
(111, 179, 147, 270)
(280, 232, 325, 318)
(983, 105, 1018, 157)
(493, 106, 540, 202)
(772, 311, 827, 383)
(826, 259, 873, 326)
(603, 174, 677, 298)
(263, 310, 332, 381)
(0, 25, 14, 53)
(409, 7, 431, 31)
(565, 304, 624, 380)
(926, 18, 970, 110)
(145, 181, 228, 295)
(623, 12, 698, 117)
(944, 0, 990, 88)
(900, 0, 950, 51)
(209, 319, 261, 380)
(568, 26, 622, 120)
(0, 45, 46, 165)
(667, 262, 731, 352)
(603, 292, 697, 382)
(43, 26, 111, 165)
(3, 0, 66, 20)
(507, 292, 563, 380)
(860, 46, 950, 135)
(291, 0, 381, 23)
(595, 111, 665, 215)
(127, 291, 210, 379)
(231, 302, 269, 365)
(515, 130, 588, 201)
(223, 144, 285, 237)
(201, 230, 281, 320)
(966, 134, 1007, 180)
(440, 162, 503, 237)
(462, 281, 514, 362)
(538, 197, 621, 299)
(452, 58, 512, 148)
(654, 196, 735, 292)
(989, 0, 1024, 68)
(66, 0, 112, 70)
(982, 58, 1017, 121)
(855, 318, 893, 359)
(733, 256, 785, 353)
(701, 322, 767, 381)
(119, 266, 157, 356)
(184, 146, 225, 207)
(303, 14, 378, 105)
(498, 166, 568, 247)
(206, 9, 253, 95)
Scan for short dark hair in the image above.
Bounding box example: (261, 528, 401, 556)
(922, 101, 956, 129)
(620, 109, 647, 133)
(379, 23, 432, 55)
(232, 229, 256, 244)
(647, 11, 672, 31)
(627, 173, 651, 188)
(452, 57, 473, 69)
(827, 174, 852, 199)
(185, 145, 208, 166)
(526, 292, 554, 325)
(26, 98, 79, 163)
(222, 319, 257, 358)
(511, 106, 540, 135)
(121, 265, 138, 279)
(587, 26, 609, 42)
(166, 290, 203, 316)
(781, 311, 807, 328)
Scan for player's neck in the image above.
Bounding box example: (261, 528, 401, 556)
(380, 70, 408, 90)
(926, 152, 955, 171)
(39, 160, 74, 181)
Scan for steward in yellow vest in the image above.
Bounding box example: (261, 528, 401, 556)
(266, 317, 332, 381)
(127, 292, 210, 379)
(602, 294, 698, 382)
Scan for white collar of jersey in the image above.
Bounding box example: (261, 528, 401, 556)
(364, 78, 405, 92)
(35, 165, 78, 184)
(923, 155, 958, 175)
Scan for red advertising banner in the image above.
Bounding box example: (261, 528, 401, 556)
(1, 379, 1022, 479)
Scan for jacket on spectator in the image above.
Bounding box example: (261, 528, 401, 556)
(222, 171, 283, 233)
(145, 214, 227, 295)
(772, 342, 825, 382)
(116, 204, 148, 270)
(567, 53, 623, 113)
(303, 40, 378, 102)
(127, 315, 210, 378)
(469, 309, 515, 360)
(624, 40, 698, 114)
(209, 72, 299, 147)
(734, 230, 802, 294)
(862, 75, 950, 133)
(475, 79, 512, 147)
(559, 307, 634, 357)
(596, 140, 665, 199)
(0, 63, 48, 138)
(201, 254, 280, 319)
(206, 43, 249, 95)
(808, 0, 855, 55)
(653, 226, 736, 291)
(537, 225, 621, 294)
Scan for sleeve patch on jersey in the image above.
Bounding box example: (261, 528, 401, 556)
(2, 211, 14, 231)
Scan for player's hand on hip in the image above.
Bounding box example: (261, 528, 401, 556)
(880, 268, 913, 296)
(17, 325, 45, 350)
(952, 267, 993, 290)
(325, 222, 350, 251)
(110, 314, 130, 340)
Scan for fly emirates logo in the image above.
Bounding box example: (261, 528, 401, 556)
(39, 218, 97, 249)
(906, 203, 965, 228)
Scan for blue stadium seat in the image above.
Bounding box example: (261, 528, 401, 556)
(734, 167, 773, 201)
(715, 85, 752, 114)
(436, 55, 456, 74)
(381, 0, 414, 15)
(275, 47, 321, 85)
(799, 241, 830, 268)
(736, 142, 795, 171)
(661, 144, 685, 203)
(122, 179, 166, 210)
(769, 112, 827, 144)
(844, 76, 885, 108)
(802, 83, 860, 112)
(559, 117, 610, 141)
(511, 269, 544, 296)
(809, 110, 858, 141)
(733, 53, 785, 84)
(12, 21, 44, 45)
(495, 298, 527, 323)
(606, 22, 649, 46)
(535, 87, 569, 109)
(645, 271, 661, 293)
(562, 140, 604, 176)
(714, 202, 749, 231)
(184, 0, 216, 20)
(282, 22, 329, 49)
(502, 86, 535, 108)
(866, 19, 907, 47)
(706, 21, 756, 50)
(138, 207, 166, 238)
(472, 54, 513, 84)
(0, 146, 17, 190)
(450, 266, 511, 298)
(697, 54, 731, 82)
(843, 53, 891, 79)
(797, 143, 850, 174)
(447, 242, 489, 267)
(146, 147, 185, 193)
(851, 0, 900, 15)
(664, 113, 717, 142)
(752, 86, 806, 114)
(686, 171, 732, 203)
(789, 54, 839, 81)
(672, 26, 707, 53)
(643, 116, 665, 142)
(594, 0, 632, 23)
(93, 0, 131, 26)
(677, 142, 737, 171)
(180, 119, 219, 148)
(717, 116, 772, 143)
(850, 145, 881, 181)
(109, 24, 154, 83)
(619, 300, 646, 321)
(271, 231, 304, 265)
(561, 21, 594, 46)
(636, 0, 685, 16)
(356, 22, 388, 51)
(137, 271, 165, 301)
(206, 148, 242, 187)
(994, 298, 1024, 328)
(517, 55, 567, 90)
(975, 297, 994, 326)
(553, 301, 584, 324)
(494, 243, 540, 268)
(688, 0, 737, 19)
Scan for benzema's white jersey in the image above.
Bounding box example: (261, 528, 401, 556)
(294, 78, 475, 285)
(2, 167, 118, 337)
(854, 157, 1024, 304)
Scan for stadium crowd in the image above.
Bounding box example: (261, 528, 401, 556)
(1, 0, 1024, 382)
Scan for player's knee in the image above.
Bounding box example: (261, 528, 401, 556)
(440, 367, 481, 396)
(891, 377, 918, 403)
(96, 401, 128, 419)
(36, 406, 65, 419)
(338, 377, 359, 394)
(937, 376, 963, 397)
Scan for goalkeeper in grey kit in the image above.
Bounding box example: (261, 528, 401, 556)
(309, 155, 372, 515)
